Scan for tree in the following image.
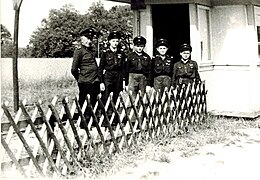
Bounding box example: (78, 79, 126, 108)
(1, 24, 13, 58)
(30, 4, 83, 57)
(29, 3, 133, 58)
(19, 46, 33, 58)
(82, 2, 133, 53)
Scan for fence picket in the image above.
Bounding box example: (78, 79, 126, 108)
(36, 103, 72, 174)
(12, 101, 39, 174)
(20, 103, 61, 177)
(1, 135, 27, 178)
(87, 95, 108, 153)
(110, 96, 129, 149)
(2, 100, 26, 163)
(97, 96, 120, 154)
(62, 98, 82, 150)
(1, 82, 208, 178)
(119, 92, 136, 145)
(2, 103, 45, 177)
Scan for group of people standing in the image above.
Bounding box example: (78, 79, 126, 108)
(71, 28, 201, 126)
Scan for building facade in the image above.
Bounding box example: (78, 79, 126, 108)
(111, 0, 260, 118)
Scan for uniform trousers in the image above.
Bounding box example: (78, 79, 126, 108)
(101, 71, 123, 125)
(154, 75, 171, 94)
(128, 73, 148, 99)
(78, 81, 100, 127)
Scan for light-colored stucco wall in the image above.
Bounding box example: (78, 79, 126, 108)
(1, 58, 74, 82)
(210, 5, 260, 117)
(132, 3, 260, 117)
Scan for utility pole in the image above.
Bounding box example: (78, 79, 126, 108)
(12, 0, 23, 112)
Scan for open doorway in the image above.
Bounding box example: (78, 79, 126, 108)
(152, 4, 190, 62)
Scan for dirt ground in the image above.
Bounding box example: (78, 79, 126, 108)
(99, 127, 260, 180)
(1, 118, 259, 180)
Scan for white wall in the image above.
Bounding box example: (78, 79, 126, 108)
(210, 5, 260, 117)
(1, 58, 74, 83)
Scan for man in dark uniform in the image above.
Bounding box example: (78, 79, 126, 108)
(71, 28, 100, 127)
(152, 38, 174, 94)
(125, 36, 152, 98)
(98, 31, 126, 124)
(172, 43, 201, 87)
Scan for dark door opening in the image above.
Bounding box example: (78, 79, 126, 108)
(152, 4, 190, 62)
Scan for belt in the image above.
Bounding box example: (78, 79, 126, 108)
(178, 77, 194, 84)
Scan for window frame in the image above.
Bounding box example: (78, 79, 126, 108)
(197, 5, 212, 63)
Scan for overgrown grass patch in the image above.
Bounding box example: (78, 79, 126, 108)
(88, 116, 259, 179)
(1, 76, 78, 112)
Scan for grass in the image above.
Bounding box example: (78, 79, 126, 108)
(1, 78, 260, 179)
(66, 115, 259, 179)
(1, 76, 78, 113)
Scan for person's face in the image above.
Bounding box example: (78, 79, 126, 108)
(81, 35, 92, 47)
(180, 50, 191, 60)
(134, 44, 145, 53)
(156, 45, 168, 56)
(109, 38, 119, 49)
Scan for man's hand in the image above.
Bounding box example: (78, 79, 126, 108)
(123, 80, 128, 91)
(100, 83, 105, 91)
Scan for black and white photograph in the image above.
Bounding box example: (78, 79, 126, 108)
(1, 0, 260, 179)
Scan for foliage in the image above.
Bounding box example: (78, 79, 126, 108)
(29, 3, 133, 58)
(29, 4, 82, 58)
(18, 46, 33, 58)
(1, 24, 12, 43)
(1, 24, 13, 58)
(1, 24, 33, 58)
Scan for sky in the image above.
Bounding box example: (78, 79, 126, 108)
(0, 0, 128, 47)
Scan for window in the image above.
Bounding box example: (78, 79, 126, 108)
(198, 6, 211, 61)
(255, 6, 260, 58)
(257, 26, 260, 55)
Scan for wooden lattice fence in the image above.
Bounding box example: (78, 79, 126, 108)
(1, 82, 207, 178)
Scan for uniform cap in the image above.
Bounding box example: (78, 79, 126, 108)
(155, 38, 169, 48)
(133, 36, 146, 45)
(179, 43, 192, 52)
(80, 28, 96, 39)
(108, 31, 121, 41)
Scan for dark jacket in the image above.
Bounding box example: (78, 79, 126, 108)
(71, 45, 99, 84)
(172, 59, 201, 86)
(125, 51, 152, 85)
(152, 54, 174, 77)
(98, 48, 126, 83)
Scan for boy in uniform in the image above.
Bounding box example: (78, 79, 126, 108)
(151, 38, 174, 94)
(172, 43, 201, 87)
(125, 36, 152, 98)
(98, 31, 126, 124)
